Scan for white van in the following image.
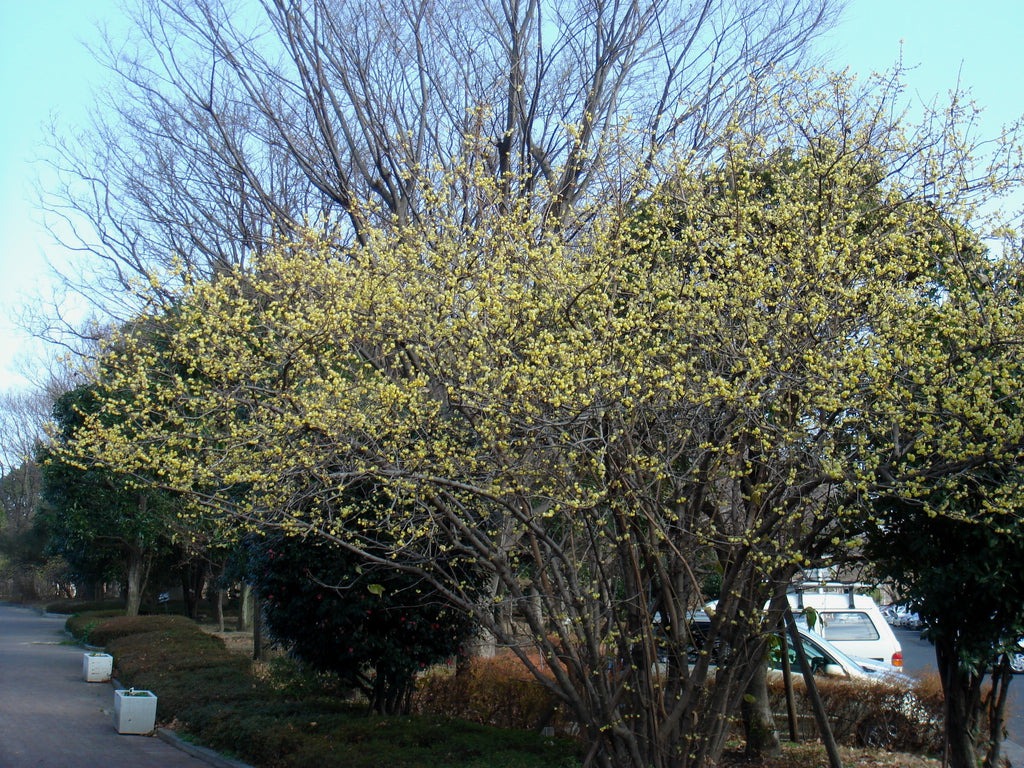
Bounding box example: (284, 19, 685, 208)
(788, 583, 903, 668)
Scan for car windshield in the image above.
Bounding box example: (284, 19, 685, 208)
(793, 623, 884, 675)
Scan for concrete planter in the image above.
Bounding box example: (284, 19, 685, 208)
(82, 652, 113, 682)
(113, 689, 157, 734)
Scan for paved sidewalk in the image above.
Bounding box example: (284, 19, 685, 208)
(0, 602, 227, 768)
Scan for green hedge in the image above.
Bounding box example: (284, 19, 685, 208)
(65, 610, 128, 642)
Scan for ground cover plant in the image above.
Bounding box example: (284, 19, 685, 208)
(64, 609, 128, 643)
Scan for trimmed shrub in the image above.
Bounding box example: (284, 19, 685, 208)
(102, 615, 256, 719)
(248, 531, 479, 715)
(47, 598, 125, 615)
(766, 673, 944, 753)
(413, 655, 567, 733)
(85, 614, 198, 646)
(65, 610, 126, 642)
(107, 627, 246, 675)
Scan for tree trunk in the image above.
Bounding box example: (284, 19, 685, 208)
(785, 607, 842, 768)
(983, 661, 1012, 768)
(237, 583, 253, 631)
(213, 588, 225, 632)
(181, 559, 209, 619)
(937, 637, 984, 768)
(252, 595, 268, 662)
(780, 629, 801, 742)
(208, 561, 226, 632)
(124, 546, 148, 617)
(467, 572, 502, 659)
(742, 657, 781, 758)
(370, 667, 414, 716)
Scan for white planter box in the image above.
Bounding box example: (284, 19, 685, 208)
(113, 689, 158, 734)
(82, 652, 113, 682)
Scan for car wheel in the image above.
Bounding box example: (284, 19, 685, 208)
(856, 713, 909, 750)
(1009, 652, 1024, 674)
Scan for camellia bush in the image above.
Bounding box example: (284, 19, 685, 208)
(248, 529, 477, 715)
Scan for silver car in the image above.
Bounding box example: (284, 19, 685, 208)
(774, 621, 911, 684)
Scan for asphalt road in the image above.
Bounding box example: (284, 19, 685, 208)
(894, 626, 1024, 765)
(0, 602, 213, 768)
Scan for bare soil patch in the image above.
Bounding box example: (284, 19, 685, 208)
(197, 623, 255, 656)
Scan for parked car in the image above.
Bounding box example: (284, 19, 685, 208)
(786, 583, 903, 667)
(887, 608, 923, 631)
(775, 624, 909, 683)
(901, 612, 922, 631)
(682, 612, 936, 750)
(1006, 637, 1024, 674)
(685, 612, 908, 684)
(881, 604, 908, 624)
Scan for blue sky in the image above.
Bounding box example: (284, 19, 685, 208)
(1, 0, 1023, 390)
(0, 0, 119, 390)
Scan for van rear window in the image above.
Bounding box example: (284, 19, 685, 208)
(817, 611, 880, 641)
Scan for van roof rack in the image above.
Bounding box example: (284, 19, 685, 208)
(791, 581, 864, 610)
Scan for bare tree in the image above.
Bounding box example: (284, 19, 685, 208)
(0, 383, 68, 601)
(42, 0, 840, 316)
(0, 386, 59, 474)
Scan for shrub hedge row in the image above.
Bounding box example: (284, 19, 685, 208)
(765, 675, 946, 754)
(416, 652, 946, 755)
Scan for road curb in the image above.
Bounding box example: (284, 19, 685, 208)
(108, 677, 253, 767)
(155, 729, 254, 768)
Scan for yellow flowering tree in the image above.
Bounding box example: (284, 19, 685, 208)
(861, 226, 1024, 768)
(59, 71, 1024, 768)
